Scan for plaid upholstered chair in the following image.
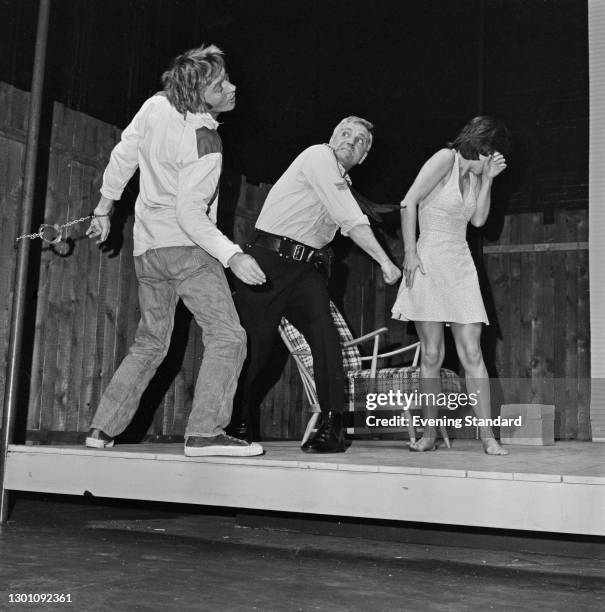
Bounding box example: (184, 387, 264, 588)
(278, 302, 461, 446)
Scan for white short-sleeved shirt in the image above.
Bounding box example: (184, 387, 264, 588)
(255, 144, 370, 249)
(101, 94, 242, 266)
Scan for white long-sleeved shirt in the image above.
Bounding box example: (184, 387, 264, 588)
(101, 93, 242, 266)
(255, 144, 370, 249)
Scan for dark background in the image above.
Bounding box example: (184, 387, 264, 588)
(0, 0, 588, 220)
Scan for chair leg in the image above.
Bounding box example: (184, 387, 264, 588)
(301, 410, 321, 447)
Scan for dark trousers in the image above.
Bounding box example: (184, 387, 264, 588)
(234, 244, 344, 429)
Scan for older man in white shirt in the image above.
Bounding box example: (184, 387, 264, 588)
(233, 117, 401, 453)
(85, 44, 264, 457)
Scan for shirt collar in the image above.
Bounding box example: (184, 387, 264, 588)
(324, 144, 352, 185)
(185, 111, 220, 130)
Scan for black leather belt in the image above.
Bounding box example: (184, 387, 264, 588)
(249, 231, 325, 264)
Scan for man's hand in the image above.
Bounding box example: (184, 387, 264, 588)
(86, 215, 112, 244)
(229, 253, 266, 285)
(86, 197, 114, 244)
(403, 251, 425, 288)
(381, 260, 402, 285)
(347, 225, 402, 286)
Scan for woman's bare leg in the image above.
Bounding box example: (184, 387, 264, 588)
(411, 321, 445, 451)
(450, 322, 508, 455)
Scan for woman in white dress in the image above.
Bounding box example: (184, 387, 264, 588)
(392, 117, 511, 455)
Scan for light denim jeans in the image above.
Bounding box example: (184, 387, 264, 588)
(90, 246, 246, 439)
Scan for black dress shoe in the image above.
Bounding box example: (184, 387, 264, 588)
(301, 412, 346, 453)
(226, 420, 252, 442)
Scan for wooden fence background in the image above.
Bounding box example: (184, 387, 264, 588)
(0, 83, 591, 442)
(0, 83, 28, 433)
(482, 211, 589, 439)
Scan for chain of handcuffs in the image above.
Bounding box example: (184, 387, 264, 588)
(15, 212, 110, 245)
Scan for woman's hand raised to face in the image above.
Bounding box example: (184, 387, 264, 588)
(484, 152, 507, 179)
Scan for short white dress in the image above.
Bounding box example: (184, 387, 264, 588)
(392, 151, 489, 325)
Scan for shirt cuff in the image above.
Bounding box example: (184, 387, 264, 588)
(220, 244, 244, 268)
(339, 214, 370, 236)
(100, 186, 124, 201)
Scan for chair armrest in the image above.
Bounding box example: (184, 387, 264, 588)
(359, 341, 421, 371)
(343, 327, 388, 348)
(370, 341, 420, 360)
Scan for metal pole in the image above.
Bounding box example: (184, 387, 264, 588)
(0, 0, 51, 524)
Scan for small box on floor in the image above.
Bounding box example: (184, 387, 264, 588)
(500, 404, 555, 446)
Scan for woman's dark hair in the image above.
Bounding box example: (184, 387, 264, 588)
(161, 44, 226, 115)
(449, 116, 512, 160)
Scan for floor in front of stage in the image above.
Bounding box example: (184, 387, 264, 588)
(1, 488, 603, 612)
(5, 440, 605, 537)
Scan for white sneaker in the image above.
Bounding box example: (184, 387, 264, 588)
(184, 433, 263, 457)
(85, 428, 114, 448)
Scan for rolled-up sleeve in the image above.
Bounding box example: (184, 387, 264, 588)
(175, 153, 242, 267)
(101, 98, 155, 201)
(301, 147, 370, 236)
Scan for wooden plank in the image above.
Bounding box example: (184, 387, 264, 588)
(518, 214, 534, 388)
(552, 210, 567, 438)
(575, 210, 590, 439)
(49, 170, 72, 431)
(529, 214, 545, 405)
(507, 214, 522, 395)
(78, 166, 104, 430)
(47, 105, 81, 432)
(90, 215, 110, 418)
(71, 114, 114, 431)
(57, 160, 85, 431)
(69, 163, 94, 431)
(498, 213, 512, 382)
(38, 148, 71, 432)
(485, 253, 507, 376)
(55, 153, 97, 431)
(563, 211, 579, 439)
(482, 242, 588, 253)
(540, 216, 556, 409)
(500, 213, 512, 246)
(26, 158, 54, 429)
(99, 250, 120, 408)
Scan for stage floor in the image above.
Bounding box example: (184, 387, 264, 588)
(5, 440, 605, 536)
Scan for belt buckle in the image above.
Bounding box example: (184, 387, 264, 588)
(292, 244, 305, 261)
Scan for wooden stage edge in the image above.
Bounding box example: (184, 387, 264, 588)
(5, 440, 605, 537)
